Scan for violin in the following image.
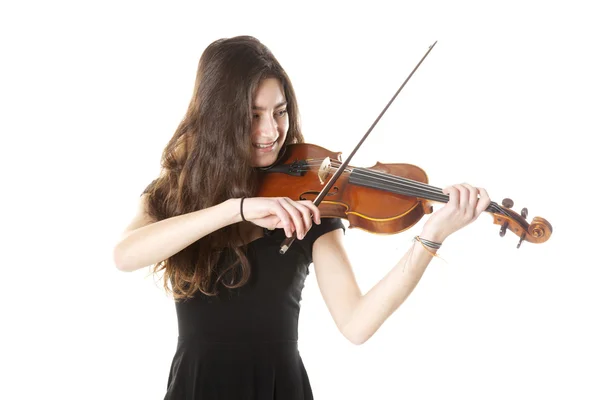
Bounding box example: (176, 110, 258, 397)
(257, 41, 552, 254)
(257, 142, 553, 250)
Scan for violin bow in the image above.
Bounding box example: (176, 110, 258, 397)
(279, 41, 438, 254)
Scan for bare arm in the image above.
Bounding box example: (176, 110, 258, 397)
(113, 195, 241, 272)
(113, 194, 322, 272)
(312, 183, 491, 345)
(312, 227, 438, 345)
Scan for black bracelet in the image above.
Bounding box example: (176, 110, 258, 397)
(240, 197, 247, 222)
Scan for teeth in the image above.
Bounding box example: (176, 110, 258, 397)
(253, 142, 274, 148)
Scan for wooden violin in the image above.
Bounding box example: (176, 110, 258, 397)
(257, 143, 553, 249)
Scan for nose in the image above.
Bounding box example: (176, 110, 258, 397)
(256, 115, 279, 141)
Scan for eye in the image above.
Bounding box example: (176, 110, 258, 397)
(276, 109, 288, 117)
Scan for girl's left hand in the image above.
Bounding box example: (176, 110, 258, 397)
(421, 183, 491, 243)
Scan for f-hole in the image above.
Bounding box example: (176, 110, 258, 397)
(300, 186, 339, 201)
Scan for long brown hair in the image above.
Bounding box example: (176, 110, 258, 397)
(144, 36, 304, 300)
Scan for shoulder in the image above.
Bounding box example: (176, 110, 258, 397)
(299, 217, 346, 263)
(140, 179, 158, 196)
(306, 217, 346, 241)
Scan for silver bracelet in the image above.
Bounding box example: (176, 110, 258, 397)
(414, 235, 442, 249)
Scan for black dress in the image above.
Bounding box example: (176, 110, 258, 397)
(161, 216, 345, 399)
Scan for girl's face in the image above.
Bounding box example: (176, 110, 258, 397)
(250, 78, 289, 167)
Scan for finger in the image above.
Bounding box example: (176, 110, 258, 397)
(286, 199, 312, 237)
(475, 187, 491, 215)
(293, 201, 314, 234)
(299, 200, 321, 225)
(279, 198, 305, 239)
(461, 183, 478, 220)
(261, 215, 280, 230)
(287, 199, 311, 239)
(454, 184, 469, 210)
(462, 183, 478, 207)
(443, 185, 459, 209)
(270, 201, 293, 237)
(300, 200, 321, 224)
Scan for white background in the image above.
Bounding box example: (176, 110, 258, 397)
(2, 0, 599, 399)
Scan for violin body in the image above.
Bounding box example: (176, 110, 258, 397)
(257, 143, 552, 247)
(257, 143, 434, 235)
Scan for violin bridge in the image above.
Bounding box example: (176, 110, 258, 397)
(318, 157, 331, 185)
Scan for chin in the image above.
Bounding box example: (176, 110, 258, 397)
(252, 144, 285, 168)
(252, 155, 278, 168)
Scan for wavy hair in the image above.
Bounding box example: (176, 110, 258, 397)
(143, 36, 304, 300)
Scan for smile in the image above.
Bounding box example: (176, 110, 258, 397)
(252, 141, 277, 151)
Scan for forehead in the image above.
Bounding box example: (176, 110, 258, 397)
(252, 78, 286, 108)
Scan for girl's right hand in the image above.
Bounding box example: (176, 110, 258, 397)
(240, 197, 321, 240)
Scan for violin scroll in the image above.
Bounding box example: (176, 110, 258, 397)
(492, 200, 553, 248)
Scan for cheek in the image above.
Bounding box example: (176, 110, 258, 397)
(279, 117, 290, 136)
(250, 122, 261, 138)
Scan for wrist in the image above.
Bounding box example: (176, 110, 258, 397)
(225, 198, 244, 224)
(419, 225, 448, 244)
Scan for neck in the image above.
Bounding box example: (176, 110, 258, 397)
(348, 167, 498, 213)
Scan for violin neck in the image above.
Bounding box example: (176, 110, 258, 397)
(349, 167, 497, 213)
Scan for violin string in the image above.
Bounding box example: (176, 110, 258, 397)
(350, 167, 508, 217)
(353, 168, 447, 199)
(299, 159, 437, 194)
(301, 158, 440, 193)
(301, 159, 496, 208)
(299, 159, 448, 201)
(297, 158, 510, 218)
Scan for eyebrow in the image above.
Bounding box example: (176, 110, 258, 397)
(252, 101, 287, 111)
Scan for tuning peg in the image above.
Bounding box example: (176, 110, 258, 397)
(521, 207, 528, 219)
(517, 233, 526, 249)
(502, 198, 514, 209)
(499, 221, 508, 237)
